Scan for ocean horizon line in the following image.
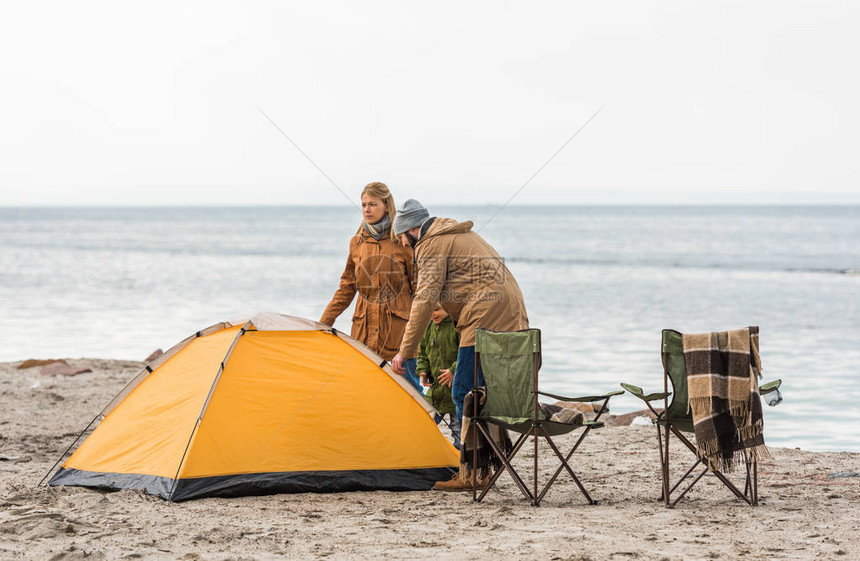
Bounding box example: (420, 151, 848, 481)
(2, 202, 859, 209)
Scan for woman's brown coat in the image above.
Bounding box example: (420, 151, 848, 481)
(320, 231, 414, 360)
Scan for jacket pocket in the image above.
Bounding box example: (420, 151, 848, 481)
(390, 309, 410, 321)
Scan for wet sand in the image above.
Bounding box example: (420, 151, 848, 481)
(1, 359, 858, 560)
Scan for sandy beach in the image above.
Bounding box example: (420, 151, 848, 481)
(1, 358, 858, 560)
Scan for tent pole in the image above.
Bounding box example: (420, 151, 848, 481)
(167, 418, 201, 501)
(167, 323, 251, 501)
(37, 414, 99, 487)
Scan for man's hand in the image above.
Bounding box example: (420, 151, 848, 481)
(391, 353, 407, 375)
(419, 372, 431, 387)
(437, 368, 454, 387)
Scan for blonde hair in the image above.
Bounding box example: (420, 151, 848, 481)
(357, 182, 398, 242)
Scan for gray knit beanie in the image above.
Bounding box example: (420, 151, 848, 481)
(393, 199, 430, 235)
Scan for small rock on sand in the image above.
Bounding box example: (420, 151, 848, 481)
(40, 364, 92, 377)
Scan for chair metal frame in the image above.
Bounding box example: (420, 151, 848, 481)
(470, 328, 621, 506)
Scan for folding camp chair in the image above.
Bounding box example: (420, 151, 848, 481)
(621, 328, 783, 507)
(470, 328, 623, 506)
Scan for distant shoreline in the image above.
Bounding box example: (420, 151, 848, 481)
(4, 358, 858, 454)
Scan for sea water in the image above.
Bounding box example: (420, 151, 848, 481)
(1, 205, 858, 452)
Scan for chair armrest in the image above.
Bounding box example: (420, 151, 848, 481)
(620, 382, 671, 403)
(537, 390, 624, 403)
(760, 379, 782, 395)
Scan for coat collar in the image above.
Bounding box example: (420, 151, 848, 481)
(415, 217, 474, 248)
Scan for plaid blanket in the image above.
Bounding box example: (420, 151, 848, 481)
(461, 387, 512, 478)
(682, 326, 770, 471)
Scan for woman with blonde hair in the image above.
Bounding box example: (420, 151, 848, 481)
(320, 182, 422, 391)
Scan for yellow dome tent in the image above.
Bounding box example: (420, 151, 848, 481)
(48, 313, 458, 501)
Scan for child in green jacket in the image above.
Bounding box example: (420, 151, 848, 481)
(417, 304, 461, 449)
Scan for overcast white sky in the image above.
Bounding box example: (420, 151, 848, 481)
(1, 1, 858, 206)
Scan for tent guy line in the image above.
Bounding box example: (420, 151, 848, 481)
(255, 100, 604, 223)
(476, 103, 606, 233)
(254, 103, 358, 209)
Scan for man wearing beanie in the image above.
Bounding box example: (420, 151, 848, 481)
(391, 198, 430, 246)
(391, 199, 529, 491)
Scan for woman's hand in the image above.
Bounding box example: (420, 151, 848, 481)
(437, 368, 454, 387)
(420, 373, 431, 387)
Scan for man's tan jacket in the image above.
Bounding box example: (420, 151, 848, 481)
(398, 218, 528, 358)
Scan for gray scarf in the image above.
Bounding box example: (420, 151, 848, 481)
(362, 214, 391, 241)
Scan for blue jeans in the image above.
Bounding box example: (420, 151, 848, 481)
(452, 346, 484, 424)
(403, 358, 423, 395)
(435, 412, 462, 450)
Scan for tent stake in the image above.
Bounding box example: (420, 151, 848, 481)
(37, 415, 99, 487)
